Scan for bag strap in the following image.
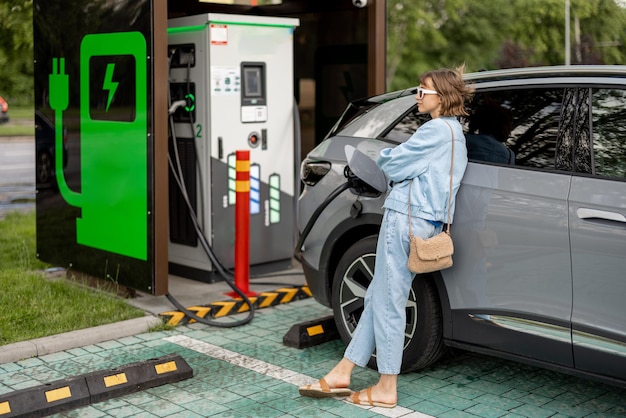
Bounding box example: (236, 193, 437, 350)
(408, 119, 455, 238)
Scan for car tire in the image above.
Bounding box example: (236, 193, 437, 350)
(331, 235, 445, 373)
(37, 151, 53, 185)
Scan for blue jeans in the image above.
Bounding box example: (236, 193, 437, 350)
(343, 209, 439, 375)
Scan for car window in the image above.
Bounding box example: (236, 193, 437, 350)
(337, 95, 416, 139)
(462, 88, 568, 171)
(382, 106, 431, 143)
(591, 88, 626, 179)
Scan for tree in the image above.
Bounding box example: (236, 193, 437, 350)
(0, 0, 33, 105)
(386, 0, 626, 90)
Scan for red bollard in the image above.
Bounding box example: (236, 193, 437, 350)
(226, 150, 257, 298)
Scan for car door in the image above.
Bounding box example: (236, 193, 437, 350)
(448, 86, 575, 368)
(569, 86, 626, 381)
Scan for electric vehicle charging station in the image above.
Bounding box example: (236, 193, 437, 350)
(167, 14, 300, 281)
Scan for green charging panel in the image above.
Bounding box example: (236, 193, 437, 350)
(34, 0, 156, 292)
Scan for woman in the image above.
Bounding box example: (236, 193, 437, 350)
(298, 66, 474, 408)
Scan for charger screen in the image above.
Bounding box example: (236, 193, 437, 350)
(243, 67, 262, 98)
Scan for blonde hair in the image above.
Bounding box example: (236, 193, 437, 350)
(419, 65, 474, 117)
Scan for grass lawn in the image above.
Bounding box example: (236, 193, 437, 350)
(0, 106, 34, 136)
(0, 211, 148, 346)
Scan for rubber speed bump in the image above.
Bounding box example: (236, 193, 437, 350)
(0, 376, 89, 417)
(85, 353, 193, 403)
(160, 285, 313, 326)
(0, 354, 192, 417)
(283, 315, 339, 349)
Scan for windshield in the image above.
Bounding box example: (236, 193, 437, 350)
(335, 95, 417, 139)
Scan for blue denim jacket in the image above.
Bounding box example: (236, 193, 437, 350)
(377, 116, 468, 224)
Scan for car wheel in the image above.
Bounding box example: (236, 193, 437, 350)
(331, 235, 445, 372)
(37, 151, 53, 184)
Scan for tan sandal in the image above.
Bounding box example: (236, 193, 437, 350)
(348, 387, 397, 408)
(298, 377, 352, 398)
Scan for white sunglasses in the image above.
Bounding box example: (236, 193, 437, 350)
(416, 87, 438, 99)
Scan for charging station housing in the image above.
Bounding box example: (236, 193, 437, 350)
(167, 14, 300, 281)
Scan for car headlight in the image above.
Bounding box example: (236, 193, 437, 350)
(301, 160, 331, 186)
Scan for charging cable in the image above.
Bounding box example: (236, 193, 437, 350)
(165, 58, 255, 327)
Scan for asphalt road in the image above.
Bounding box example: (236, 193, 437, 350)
(0, 136, 36, 219)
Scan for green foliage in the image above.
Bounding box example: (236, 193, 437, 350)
(387, 0, 626, 90)
(0, 0, 34, 105)
(0, 211, 145, 346)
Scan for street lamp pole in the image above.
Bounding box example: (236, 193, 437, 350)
(565, 0, 571, 65)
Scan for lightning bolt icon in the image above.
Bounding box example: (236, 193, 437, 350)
(103, 63, 118, 112)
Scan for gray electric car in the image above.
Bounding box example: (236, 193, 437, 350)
(295, 66, 626, 387)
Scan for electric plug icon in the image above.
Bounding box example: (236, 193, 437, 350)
(49, 58, 69, 112)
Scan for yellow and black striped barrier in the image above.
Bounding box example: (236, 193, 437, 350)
(0, 354, 192, 417)
(159, 285, 312, 326)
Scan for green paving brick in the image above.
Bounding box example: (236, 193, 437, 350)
(125, 412, 160, 418)
(0, 363, 22, 372)
(596, 390, 626, 405)
(438, 383, 485, 400)
(116, 335, 144, 345)
(543, 399, 598, 417)
(430, 393, 477, 410)
(211, 410, 256, 418)
(501, 388, 530, 400)
(414, 375, 452, 390)
(465, 403, 509, 418)
(504, 375, 545, 392)
(579, 396, 619, 413)
(54, 405, 108, 417)
(81, 344, 106, 353)
(229, 399, 284, 417)
(72, 353, 106, 365)
(289, 405, 339, 417)
(481, 368, 520, 383)
(47, 359, 90, 376)
(16, 357, 44, 367)
(265, 395, 310, 414)
(39, 351, 75, 363)
(94, 397, 131, 411)
(163, 411, 205, 418)
(224, 382, 266, 397)
(466, 379, 512, 395)
(439, 409, 482, 418)
(530, 384, 567, 399)
(424, 367, 457, 380)
(149, 386, 202, 405)
(445, 373, 480, 385)
(183, 397, 232, 416)
(248, 388, 289, 404)
(554, 389, 597, 404)
(414, 400, 453, 416)
(510, 403, 555, 418)
(11, 380, 44, 390)
(517, 392, 552, 407)
(609, 405, 626, 414)
(474, 393, 523, 411)
(104, 403, 147, 417)
(122, 390, 161, 406)
(267, 382, 302, 399)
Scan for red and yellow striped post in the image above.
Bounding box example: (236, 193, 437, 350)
(228, 150, 256, 297)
